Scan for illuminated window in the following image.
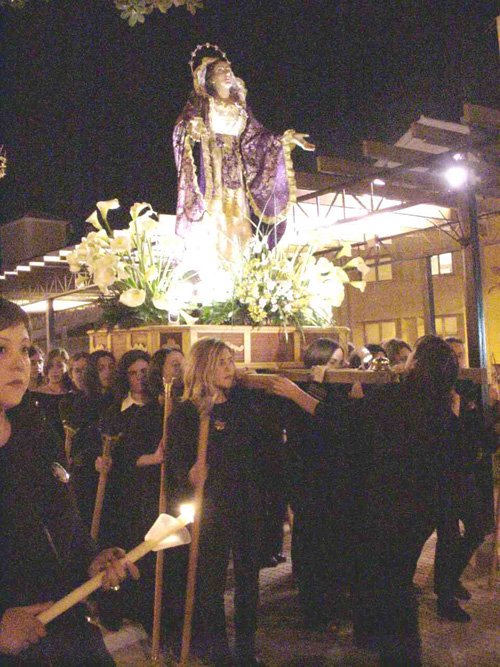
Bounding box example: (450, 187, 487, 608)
(364, 320, 397, 344)
(435, 315, 458, 337)
(431, 252, 453, 275)
(365, 259, 393, 282)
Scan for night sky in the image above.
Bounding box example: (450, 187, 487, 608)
(0, 0, 498, 241)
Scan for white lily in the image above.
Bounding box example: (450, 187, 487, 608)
(86, 210, 102, 230)
(96, 198, 120, 220)
(120, 288, 146, 308)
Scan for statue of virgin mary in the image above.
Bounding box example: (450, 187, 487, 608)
(173, 44, 314, 269)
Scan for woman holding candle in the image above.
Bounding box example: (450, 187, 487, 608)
(0, 298, 138, 664)
(167, 338, 271, 666)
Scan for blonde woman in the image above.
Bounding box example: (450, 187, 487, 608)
(167, 338, 269, 666)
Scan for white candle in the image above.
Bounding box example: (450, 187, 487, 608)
(37, 506, 195, 626)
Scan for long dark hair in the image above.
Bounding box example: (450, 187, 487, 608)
(113, 350, 151, 402)
(406, 334, 459, 429)
(303, 338, 343, 368)
(148, 347, 184, 400)
(84, 350, 116, 399)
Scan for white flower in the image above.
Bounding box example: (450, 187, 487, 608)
(145, 265, 159, 282)
(110, 231, 132, 253)
(86, 210, 102, 230)
(130, 202, 154, 220)
(75, 274, 88, 288)
(116, 262, 129, 280)
(152, 293, 170, 311)
(119, 288, 146, 308)
(93, 263, 116, 291)
(96, 198, 120, 220)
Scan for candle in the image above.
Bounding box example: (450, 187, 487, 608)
(37, 505, 195, 626)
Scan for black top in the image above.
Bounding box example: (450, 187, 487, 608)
(0, 402, 96, 616)
(166, 385, 274, 512)
(314, 381, 492, 542)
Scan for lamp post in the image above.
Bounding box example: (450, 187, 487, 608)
(443, 159, 487, 370)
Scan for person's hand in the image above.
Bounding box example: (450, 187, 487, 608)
(88, 548, 140, 592)
(187, 116, 207, 141)
(288, 131, 315, 151)
(311, 365, 327, 383)
(348, 381, 364, 400)
(188, 459, 209, 488)
(95, 455, 112, 474)
(0, 603, 51, 655)
(451, 389, 461, 417)
(151, 438, 165, 464)
(267, 376, 302, 401)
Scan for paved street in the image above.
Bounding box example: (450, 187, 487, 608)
(105, 526, 499, 666)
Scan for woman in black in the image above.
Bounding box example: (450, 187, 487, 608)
(118, 347, 186, 637)
(270, 335, 478, 666)
(287, 338, 352, 632)
(70, 350, 117, 530)
(0, 298, 138, 665)
(166, 338, 270, 666)
(31, 347, 72, 453)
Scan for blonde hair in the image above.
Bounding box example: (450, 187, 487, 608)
(182, 338, 233, 414)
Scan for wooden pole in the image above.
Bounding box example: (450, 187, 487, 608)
(151, 382, 174, 663)
(63, 424, 76, 466)
(488, 486, 500, 589)
(90, 434, 120, 542)
(179, 413, 210, 667)
(420, 256, 436, 335)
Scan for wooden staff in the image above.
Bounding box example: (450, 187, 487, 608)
(179, 413, 210, 667)
(90, 433, 120, 542)
(488, 486, 500, 589)
(62, 423, 77, 466)
(151, 381, 174, 663)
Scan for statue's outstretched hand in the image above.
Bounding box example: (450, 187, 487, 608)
(289, 131, 315, 151)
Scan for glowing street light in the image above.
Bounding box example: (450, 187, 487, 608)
(444, 165, 469, 189)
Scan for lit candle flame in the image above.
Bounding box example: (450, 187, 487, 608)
(178, 503, 196, 525)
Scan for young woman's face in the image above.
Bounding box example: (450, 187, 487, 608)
(70, 357, 88, 392)
(29, 351, 43, 381)
(213, 348, 236, 391)
(97, 355, 115, 389)
(394, 347, 411, 366)
(127, 359, 149, 395)
(162, 351, 184, 384)
(449, 342, 466, 369)
(47, 356, 67, 384)
(0, 323, 31, 410)
(327, 347, 344, 369)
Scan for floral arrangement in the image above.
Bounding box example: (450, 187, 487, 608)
(0, 1, 203, 26)
(69, 200, 368, 332)
(67, 199, 196, 327)
(115, 0, 203, 26)
(198, 233, 369, 332)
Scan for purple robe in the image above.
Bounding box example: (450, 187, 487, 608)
(173, 94, 296, 246)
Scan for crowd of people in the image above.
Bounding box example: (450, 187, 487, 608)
(0, 296, 498, 666)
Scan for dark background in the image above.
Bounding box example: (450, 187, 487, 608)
(0, 0, 498, 239)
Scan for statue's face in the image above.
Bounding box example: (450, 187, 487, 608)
(209, 61, 234, 94)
